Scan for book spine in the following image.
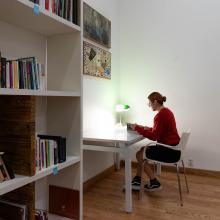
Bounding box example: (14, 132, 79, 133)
(54, 141, 58, 165)
(31, 58, 37, 90)
(45, 0, 49, 10)
(0, 168, 4, 182)
(46, 140, 50, 167)
(41, 140, 45, 169)
(36, 137, 40, 172)
(39, 139, 43, 170)
(40, 0, 45, 9)
(0, 162, 9, 180)
(43, 140, 46, 169)
(15, 61, 19, 89)
(50, 0, 53, 12)
(40, 64, 46, 90)
(0, 52, 1, 88)
(49, 140, 54, 166)
(9, 61, 13, 88)
(69, 0, 72, 22)
(1, 58, 6, 88)
(0, 154, 15, 179)
(6, 61, 10, 88)
(73, 0, 77, 24)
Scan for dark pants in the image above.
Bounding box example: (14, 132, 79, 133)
(145, 144, 181, 163)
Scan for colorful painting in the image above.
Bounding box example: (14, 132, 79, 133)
(83, 41, 111, 79)
(83, 3, 111, 48)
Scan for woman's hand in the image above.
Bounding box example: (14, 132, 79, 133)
(130, 123, 137, 131)
(144, 126, 151, 130)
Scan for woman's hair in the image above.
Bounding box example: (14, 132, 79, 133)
(148, 92, 167, 105)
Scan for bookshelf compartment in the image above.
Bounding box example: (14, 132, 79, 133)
(0, 0, 81, 36)
(1, 183, 35, 220)
(47, 33, 81, 93)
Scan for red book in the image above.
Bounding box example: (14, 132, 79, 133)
(45, 0, 49, 10)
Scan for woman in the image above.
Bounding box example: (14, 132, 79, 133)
(130, 92, 180, 192)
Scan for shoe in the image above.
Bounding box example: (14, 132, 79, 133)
(131, 176, 141, 191)
(144, 179, 162, 192)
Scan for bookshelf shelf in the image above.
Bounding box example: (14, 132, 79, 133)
(0, 0, 81, 36)
(0, 88, 81, 97)
(0, 156, 80, 196)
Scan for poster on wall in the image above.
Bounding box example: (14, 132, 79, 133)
(83, 41, 111, 79)
(83, 2, 111, 48)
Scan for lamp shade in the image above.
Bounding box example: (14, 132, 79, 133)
(115, 104, 130, 112)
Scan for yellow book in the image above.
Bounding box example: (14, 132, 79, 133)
(12, 61, 19, 89)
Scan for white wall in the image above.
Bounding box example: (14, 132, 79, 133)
(83, 0, 120, 181)
(119, 0, 220, 171)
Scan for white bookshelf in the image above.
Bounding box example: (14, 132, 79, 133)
(0, 0, 81, 36)
(0, 156, 80, 196)
(0, 88, 80, 97)
(0, 0, 82, 220)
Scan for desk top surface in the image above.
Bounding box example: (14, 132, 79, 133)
(83, 129, 144, 144)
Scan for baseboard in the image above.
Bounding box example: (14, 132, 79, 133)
(83, 165, 116, 193)
(121, 160, 220, 179)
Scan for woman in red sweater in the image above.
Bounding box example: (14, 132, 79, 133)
(130, 92, 180, 191)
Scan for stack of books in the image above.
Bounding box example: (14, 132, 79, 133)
(0, 200, 27, 220)
(36, 135, 66, 172)
(0, 152, 14, 183)
(29, 0, 78, 25)
(35, 209, 48, 220)
(0, 53, 46, 90)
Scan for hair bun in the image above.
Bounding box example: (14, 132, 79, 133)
(163, 96, 167, 102)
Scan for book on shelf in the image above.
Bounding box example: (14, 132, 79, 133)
(0, 53, 46, 91)
(30, 0, 40, 4)
(29, 0, 78, 25)
(0, 199, 27, 220)
(35, 209, 48, 220)
(36, 135, 66, 172)
(0, 152, 15, 183)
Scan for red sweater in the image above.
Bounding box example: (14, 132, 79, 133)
(135, 107, 180, 146)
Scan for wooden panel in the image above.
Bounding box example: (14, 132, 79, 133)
(0, 96, 36, 176)
(49, 185, 79, 220)
(1, 183, 35, 220)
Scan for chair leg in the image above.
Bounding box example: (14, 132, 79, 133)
(139, 160, 146, 200)
(181, 160, 189, 193)
(176, 164, 183, 206)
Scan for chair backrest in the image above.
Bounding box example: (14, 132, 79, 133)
(177, 131, 190, 151)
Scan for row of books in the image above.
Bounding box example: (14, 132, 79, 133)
(36, 135, 66, 172)
(0, 152, 14, 183)
(0, 53, 46, 90)
(30, 0, 78, 25)
(35, 209, 48, 220)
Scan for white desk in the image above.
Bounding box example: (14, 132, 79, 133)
(83, 129, 144, 213)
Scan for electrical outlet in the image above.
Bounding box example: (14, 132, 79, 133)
(188, 159, 194, 167)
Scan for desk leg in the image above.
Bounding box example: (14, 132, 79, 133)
(114, 152, 120, 170)
(124, 146, 132, 213)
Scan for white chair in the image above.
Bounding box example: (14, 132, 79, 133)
(139, 131, 191, 206)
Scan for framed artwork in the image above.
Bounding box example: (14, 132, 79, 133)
(83, 3, 111, 48)
(83, 41, 111, 79)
